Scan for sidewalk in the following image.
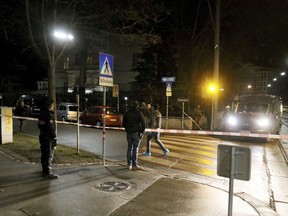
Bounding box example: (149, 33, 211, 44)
(0, 147, 278, 216)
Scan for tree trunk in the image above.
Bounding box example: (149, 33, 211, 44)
(79, 40, 89, 109)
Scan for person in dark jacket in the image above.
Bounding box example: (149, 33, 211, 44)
(38, 97, 59, 179)
(142, 104, 169, 156)
(122, 101, 146, 171)
(139, 101, 150, 126)
(15, 100, 29, 132)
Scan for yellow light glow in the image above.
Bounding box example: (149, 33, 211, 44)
(209, 85, 216, 92)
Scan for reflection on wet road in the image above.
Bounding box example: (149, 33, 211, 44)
(139, 134, 274, 177)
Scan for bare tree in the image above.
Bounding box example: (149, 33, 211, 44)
(24, 0, 168, 110)
(25, 0, 76, 110)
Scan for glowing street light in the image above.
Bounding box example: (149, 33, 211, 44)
(281, 71, 286, 76)
(53, 30, 74, 41)
(207, 83, 217, 130)
(208, 84, 216, 93)
(49, 28, 74, 122)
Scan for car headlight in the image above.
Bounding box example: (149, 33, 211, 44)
(227, 116, 237, 126)
(256, 118, 270, 127)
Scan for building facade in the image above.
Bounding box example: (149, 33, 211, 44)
(236, 64, 280, 95)
(54, 33, 143, 95)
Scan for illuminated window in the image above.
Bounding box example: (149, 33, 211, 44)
(87, 56, 93, 65)
(64, 56, 70, 69)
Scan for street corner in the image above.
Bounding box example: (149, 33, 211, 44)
(110, 177, 260, 216)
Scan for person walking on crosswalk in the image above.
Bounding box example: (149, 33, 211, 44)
(143, 104, 169, 156)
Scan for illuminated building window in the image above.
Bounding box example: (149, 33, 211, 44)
(87, 56, 93, 65)
(64, 56, 70, 69)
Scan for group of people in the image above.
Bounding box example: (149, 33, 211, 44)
(37, 98, 207, 177)
(36, 97, 170, 178)
(15, 94, 175, 179)
(122, 101, 169, 171)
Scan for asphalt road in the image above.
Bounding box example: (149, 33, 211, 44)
(13, 119, 128, 161)
(10, 117, 288, 215)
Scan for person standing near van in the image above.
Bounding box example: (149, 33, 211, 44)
(38, 98, 59, 179)
(122, 101, 146, 171)
(15, 101, 29, 132)
(143, 104, 169, 156)
(192, 105, 202, 129)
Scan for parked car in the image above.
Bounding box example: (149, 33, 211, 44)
(15, 94, 47, 117)
(57, 102, 83, 122)
(80, 106, 122, 127)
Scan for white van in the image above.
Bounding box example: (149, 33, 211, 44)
(57, 102, 83, 122)
(224, 94, 282, 134)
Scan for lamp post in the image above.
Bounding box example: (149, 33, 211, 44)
(48, 29, 73, 131)
(124, 97, 128, 111)
(208, 84, 216, 130)
(212, 0, 221, 131)
(49, 29, 74, 105)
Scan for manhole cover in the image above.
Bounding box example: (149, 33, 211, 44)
(96, 182, 130, 192)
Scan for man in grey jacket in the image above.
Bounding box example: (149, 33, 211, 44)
(142, 104, 169, 156)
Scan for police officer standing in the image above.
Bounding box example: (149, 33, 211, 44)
(38, 97, 59, 179)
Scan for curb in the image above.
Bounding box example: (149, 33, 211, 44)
(277, 140, 288, 164)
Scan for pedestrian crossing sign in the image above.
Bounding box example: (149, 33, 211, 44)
(99, 53, 114, 87)
(166, 82, 172, 92)
(166, 82, 172, 97)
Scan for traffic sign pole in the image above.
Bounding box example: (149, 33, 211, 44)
(161, 77, 175, 129)
(102, 86, 106, 166)
(166, 96, 169, 129)
(99, 52, 114, 167)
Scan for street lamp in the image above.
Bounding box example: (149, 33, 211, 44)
(124, 97, 128, 111)
(49, 29, 73, 123)
(208, 83, 217, 130)
(49, 29, 74, 103)
(53, 31, 74, 41)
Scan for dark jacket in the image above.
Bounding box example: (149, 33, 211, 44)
(38, 108, 56, 139)
(139, 104, 150, 126)
(122, 107, 146, 134)
(15, 105, 29, 117)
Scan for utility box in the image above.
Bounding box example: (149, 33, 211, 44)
(0, 107, 13, 144)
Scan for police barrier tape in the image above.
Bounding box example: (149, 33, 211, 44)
(10, 115, 288, 140)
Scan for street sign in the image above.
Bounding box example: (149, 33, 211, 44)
(217, 144, 251, 181)
(99, 52, 114, 87)
(217, 144, 251, 216)
(113, 85, 119, 97)
(161, 76, 176, 129)
(177, 98, 189, 102)
(161, 76, 176, 83)
(166, 82, 172, 92)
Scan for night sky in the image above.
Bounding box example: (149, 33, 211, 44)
(1, 0, 288, 94)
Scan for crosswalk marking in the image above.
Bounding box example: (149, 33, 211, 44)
(139, 134, 221, 177)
